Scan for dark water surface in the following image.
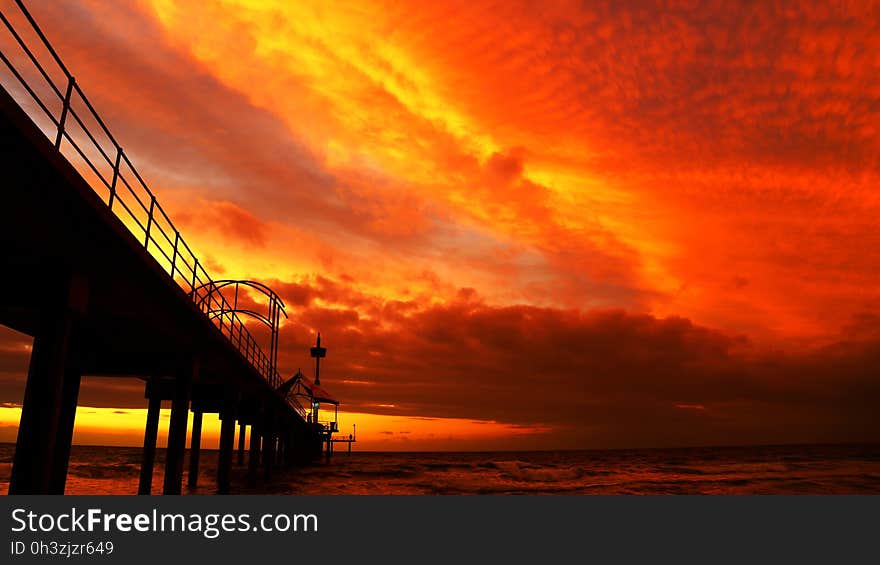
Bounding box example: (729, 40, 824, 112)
(2, 443, 879, 494)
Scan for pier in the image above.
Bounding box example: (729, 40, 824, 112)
(0, 1, 344, 494)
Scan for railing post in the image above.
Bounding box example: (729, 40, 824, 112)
(54, 75, 75, 149)
(108, 147, 122, 210)
(144, 195, 156, 248)
(190, 259, 199, 298)
(170, 230, 180, 278)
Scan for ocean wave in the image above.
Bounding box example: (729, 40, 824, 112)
(491, 460, 584, 483)
(2, 443, 878, 494)
(68, 462, 141, 479)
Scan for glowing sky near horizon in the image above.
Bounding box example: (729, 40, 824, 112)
(0, 0, 879, 449)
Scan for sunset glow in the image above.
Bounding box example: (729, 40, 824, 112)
(1, 0, 879, 450)
(0, 406, 543, 451)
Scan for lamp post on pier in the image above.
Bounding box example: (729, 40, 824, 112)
(310, 333, 326, 386)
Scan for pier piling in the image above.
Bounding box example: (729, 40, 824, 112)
(247, 420, 261, 487)
(217, 392, 237, 494)
(8, 274, 87, 494)
(163, 356, 196, 495)
(237, 423, 246, 466)
(262, 416, 276, 481)
(49, 332, 82, 494)
(138, 385, 162, 495)
(187, 409, 203, 489)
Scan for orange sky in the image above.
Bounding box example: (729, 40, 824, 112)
(1, 0, 879, 449)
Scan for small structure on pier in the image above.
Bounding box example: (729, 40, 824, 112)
(280, 333, 350, 462)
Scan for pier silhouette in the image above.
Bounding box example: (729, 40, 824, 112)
(0, 1, 342, 494)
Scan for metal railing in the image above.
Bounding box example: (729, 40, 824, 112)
(0, 1, 306, 418)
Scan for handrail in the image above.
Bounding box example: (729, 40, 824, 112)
(0, 1, 306, 418)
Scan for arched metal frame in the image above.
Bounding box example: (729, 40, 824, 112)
(194, 280, 288, 378)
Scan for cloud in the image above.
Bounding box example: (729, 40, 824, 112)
(122, 0, 880, 341)
(267, 277, 880, 448)
(175, 200, 269, 248)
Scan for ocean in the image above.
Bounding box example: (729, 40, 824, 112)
(1, 443, 879, 495)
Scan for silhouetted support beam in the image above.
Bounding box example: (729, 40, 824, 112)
(217, 392, 237, 494)
(296, 425, 312, 466)
(49, 341, 82, 494)
(238, 423, 246, 466)
(247, 422, 261, 487)
(282, 431, 291, 466)
(283, 430, 293, 467)
(9, 274, 87, 495)
(138, 390, 162, 495)
(262, 416, 275, 481)
(187, 410, 203, 489)
(163, 356, 196, 495)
